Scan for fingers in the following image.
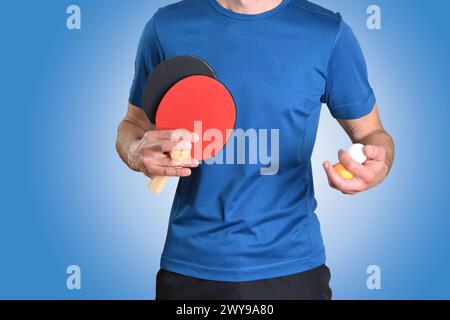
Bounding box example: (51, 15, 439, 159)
(149, 129, 199, 143)
(135, 129, 200, 178)
(140, 158, 198, 178)
(141, 145, 198, 168)
(140, 130, 196, 156)
(158, 156, 199, 168)
(160, 140, 192, 153)
(364, 145, 386, 162)
(140, 139, 192, 154)
(338, 150, 374, 183)
(143, 158, 192, 177)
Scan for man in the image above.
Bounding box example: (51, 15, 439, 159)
(116, 0, 394, 300)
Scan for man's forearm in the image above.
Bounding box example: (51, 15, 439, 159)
(357, 129, 395, 173)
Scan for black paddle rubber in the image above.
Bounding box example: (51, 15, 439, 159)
(142, 55, 216, 124)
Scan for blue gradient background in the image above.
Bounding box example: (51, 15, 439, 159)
(0, 0, 449, 299)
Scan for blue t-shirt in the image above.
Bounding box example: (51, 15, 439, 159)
(129, 0, 375, 281)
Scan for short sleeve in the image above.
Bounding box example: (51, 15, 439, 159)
(128, 16, 163, 108)
(322, 19, 376, 120)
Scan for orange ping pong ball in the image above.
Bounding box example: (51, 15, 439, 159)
(334, 163, 354, 180)
(170, 140, 192, 163)
(334, 144, 367, 180)
(170, 150, 191, 162)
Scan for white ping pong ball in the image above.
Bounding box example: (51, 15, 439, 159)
(348, 143, 367, 164)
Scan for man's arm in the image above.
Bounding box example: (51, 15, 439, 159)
(323, 104, 395, 195)
(116, 104, 199, 178)
(116, 104, 154, 172)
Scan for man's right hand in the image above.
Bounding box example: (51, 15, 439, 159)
(116, 104, 200, 179)
(127, 129, 200, 179)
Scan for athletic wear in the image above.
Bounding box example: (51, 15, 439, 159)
(156, 265, 332, 300)
(129, 0, 375, 282)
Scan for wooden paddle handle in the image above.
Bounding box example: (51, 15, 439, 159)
(148, 176, 169, 193)
(147, 150, 191, 193)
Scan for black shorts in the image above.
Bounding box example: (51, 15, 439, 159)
(156, 265, 332, 300)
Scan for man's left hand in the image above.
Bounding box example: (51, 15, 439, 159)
(323, 145, 389, 195)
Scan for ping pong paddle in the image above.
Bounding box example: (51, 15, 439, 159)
(150, 75, 236, 193)
(141, 56, 218, 192)
(142, 55, 216, 124)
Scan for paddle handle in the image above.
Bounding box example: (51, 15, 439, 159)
(148, 150, 191, 193)
(148, 176, 169, 193)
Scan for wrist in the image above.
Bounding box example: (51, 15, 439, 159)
(126, 140, 142, 172)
